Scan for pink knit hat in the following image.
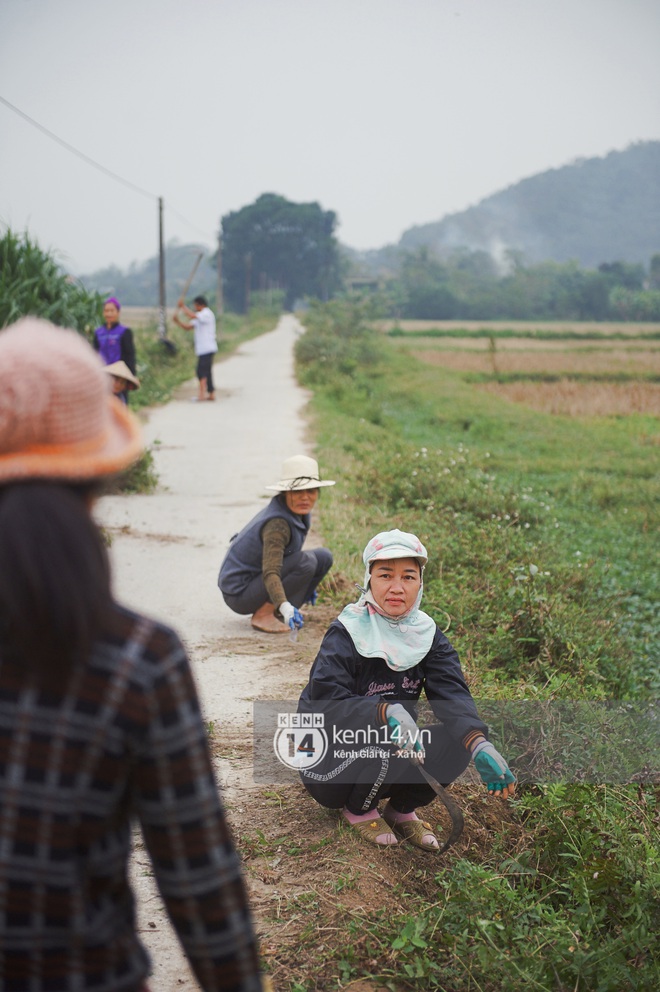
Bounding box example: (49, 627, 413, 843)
(0, 317, 143, 483)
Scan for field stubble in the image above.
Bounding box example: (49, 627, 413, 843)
(380, 319, 659, 336)
(393, 323, 660, 417)
(479, 379, 660, 417)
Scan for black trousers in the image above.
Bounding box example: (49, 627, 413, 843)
(222, 548, 333, 614)
(196, 352, 215, 393)
(301, 723, 471, 815)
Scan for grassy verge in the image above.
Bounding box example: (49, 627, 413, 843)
(380, 319, 660, 340)
(280, 300, 660, 992)
(299, 303, 657, 697)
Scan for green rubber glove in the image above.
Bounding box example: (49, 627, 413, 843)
(472, 741, 516, 793)
(386, 703, 424, 763)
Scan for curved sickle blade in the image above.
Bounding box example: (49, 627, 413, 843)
(418, 764, 465, 854)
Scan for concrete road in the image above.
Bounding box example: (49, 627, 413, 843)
(96, 313, 312, 990)
(98, 312, 311, 722)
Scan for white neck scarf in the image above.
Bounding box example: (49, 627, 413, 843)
(338, 582, 436, 673)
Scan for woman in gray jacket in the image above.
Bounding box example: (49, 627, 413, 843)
(218, 455, 335, 634)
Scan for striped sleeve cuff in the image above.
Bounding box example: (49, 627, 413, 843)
(463, 729, 486, 752)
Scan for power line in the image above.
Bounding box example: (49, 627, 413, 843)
(0, 93, 156, 201)
(165, 201, 215, 245)
(0, 94, 217, 243)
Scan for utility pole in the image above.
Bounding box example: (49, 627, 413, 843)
(244, 252, 252, 314)
(157, 196, 167, 341)
(216, 229, 223, 326)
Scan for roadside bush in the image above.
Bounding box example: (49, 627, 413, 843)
(109, 447, 158, 494)
(295, 298, 382, 386)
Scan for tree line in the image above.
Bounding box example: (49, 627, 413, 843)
(6, 186, 660, 322)
(217, 192, 660, 321)
(374, 246, 660, 322)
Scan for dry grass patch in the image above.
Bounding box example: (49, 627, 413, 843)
(415, 346, 660, 377)
(478, 380, 660, 416)
(397, 336, 660, 352)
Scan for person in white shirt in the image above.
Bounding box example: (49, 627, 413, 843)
(174, 294, 218, 401)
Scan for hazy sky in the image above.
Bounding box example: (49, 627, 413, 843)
(1, 0, 659, 274)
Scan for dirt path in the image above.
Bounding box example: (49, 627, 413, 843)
(96, 313, 318, 989)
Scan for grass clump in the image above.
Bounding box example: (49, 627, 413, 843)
(110, 448, 159, 495)
(383, 787, 659, 991)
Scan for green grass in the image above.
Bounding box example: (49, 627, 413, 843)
(463, 371, 660, 383)
(377, 785, 660, 992)
(288, 300, 660, 992)
(386, 325, 660, 341)
(298, 304, 658, 697)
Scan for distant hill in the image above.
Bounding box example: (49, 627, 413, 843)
(79, 241, 216, 307)
(79, 143, 660, 305)
(396, 142, 660, 269)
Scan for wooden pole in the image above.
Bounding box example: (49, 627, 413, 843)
(244, 252, 252, 314)
(216, 230, 223, 324)
(157, 196, 167, 339)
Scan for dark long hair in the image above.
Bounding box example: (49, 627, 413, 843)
(0, 482, 113, 682)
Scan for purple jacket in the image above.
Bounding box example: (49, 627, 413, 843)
(93, 323, 136, 371)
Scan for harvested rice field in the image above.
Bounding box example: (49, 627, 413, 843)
(414, 346, 660, 377)
(477, 380, 660, 416)
(380, 319, 660, 336)
(386, 320, 660, 417)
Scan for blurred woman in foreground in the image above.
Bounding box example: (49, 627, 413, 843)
(0, 318, 262, 991)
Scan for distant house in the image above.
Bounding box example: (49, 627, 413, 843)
(345, 276, 383, 294)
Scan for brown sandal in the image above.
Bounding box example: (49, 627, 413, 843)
(383, 810, 439, 851)
(342, 813, 398, 847)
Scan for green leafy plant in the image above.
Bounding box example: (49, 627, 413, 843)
(0, 228, 102, 331)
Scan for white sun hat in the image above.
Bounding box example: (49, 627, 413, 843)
(265, 454, 336, 492)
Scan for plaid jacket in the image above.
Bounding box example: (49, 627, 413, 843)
(0, 605, 262, 992)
